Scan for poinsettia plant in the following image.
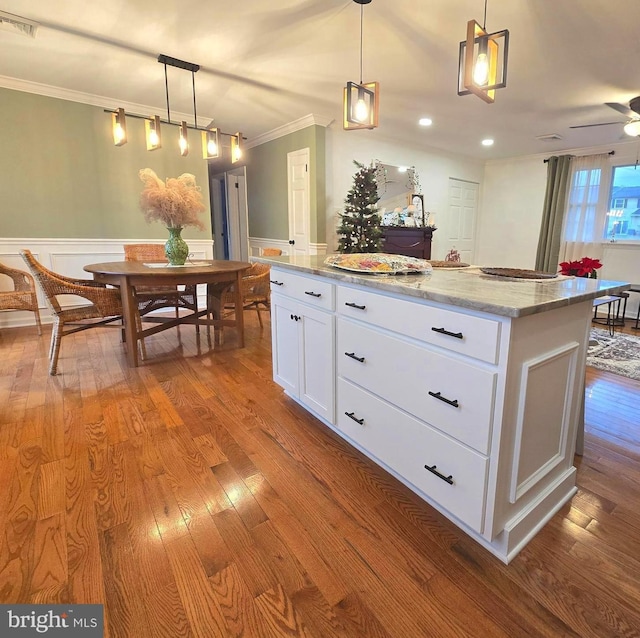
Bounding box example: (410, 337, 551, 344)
(558, 257, 603, 278)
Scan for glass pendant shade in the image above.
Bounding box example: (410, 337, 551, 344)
(202, 127, 220, 159)
(112, 108, 127, 146)
(145, 115, 162, 150)
(458, 19, 509, 103)
(179, 121, 189, 156)
(231, 132, 243, 163)
(343, 81, 379, 130)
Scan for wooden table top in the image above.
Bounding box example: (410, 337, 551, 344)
(84, 260, 251, 278)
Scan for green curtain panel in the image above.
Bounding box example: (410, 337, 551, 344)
(535, 155, 573, 272)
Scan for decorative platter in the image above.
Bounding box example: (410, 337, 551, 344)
(479, 267, 558, 279)
(324, 253, 432, 274)
(429, 260, 471, 269)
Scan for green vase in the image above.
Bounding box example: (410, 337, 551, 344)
(165, 227, 189, 266)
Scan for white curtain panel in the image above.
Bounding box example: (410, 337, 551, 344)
(560, 153, 613, 262)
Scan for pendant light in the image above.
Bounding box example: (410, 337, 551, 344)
(343, 0, 379, 130)
(457, 0, 509, 104)
(109, 53, 244, 161)
(145, 115, 162, 150)
(231, 132, 243, 163)
(202, 127, 220, 159)
(111, 108, 127, 146)
(179, 121, 189, 156)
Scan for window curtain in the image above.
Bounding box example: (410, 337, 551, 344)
(535, 155, 573, 272)
(558, 153, 612, 264)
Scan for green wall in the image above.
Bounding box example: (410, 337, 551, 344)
(245, 125, 326, 243)
(0, 88, 212, 240)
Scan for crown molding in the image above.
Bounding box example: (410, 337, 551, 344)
(0, 74, 212, 124)
(485, 139, 640, 166)
(245, 114, 334, 149)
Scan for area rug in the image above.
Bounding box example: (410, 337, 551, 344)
(587, 328, 640, 381)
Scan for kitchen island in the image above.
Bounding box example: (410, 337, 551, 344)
(257, 254, 629, 563)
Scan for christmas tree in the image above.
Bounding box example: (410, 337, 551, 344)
(336, 161, 382, 253)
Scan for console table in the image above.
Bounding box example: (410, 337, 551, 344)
(381, 226, 433, 259)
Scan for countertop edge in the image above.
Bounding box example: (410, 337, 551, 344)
(255, 256, 631, 318)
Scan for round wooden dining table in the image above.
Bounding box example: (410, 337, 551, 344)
(84, 260, 251, 367)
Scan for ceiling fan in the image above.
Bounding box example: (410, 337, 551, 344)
(570, 97, 640, 136)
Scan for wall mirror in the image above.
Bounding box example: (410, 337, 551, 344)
(375, 161, 425, 226)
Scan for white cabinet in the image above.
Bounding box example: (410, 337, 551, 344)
(268, 265, 590, 563)
(271, 271, 335, 423)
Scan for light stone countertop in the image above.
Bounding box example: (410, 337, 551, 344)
(254, 254, 631, 318)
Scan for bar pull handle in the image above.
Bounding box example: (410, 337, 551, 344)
(424, 464, 454, 485)
(271, 280, 284, 286)
(344, 352, 365, 363)
(431, 327, 463, 339)
(345, 411, 364, 425)
(428, 391, 459, 408)
(305, 291, 322, 298)
(290, 314, 300, 322)
(345, 302, 366, 310)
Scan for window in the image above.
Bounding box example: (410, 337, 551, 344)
(605, 165, 640, 241)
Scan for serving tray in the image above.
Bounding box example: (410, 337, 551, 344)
(324, 253, 432, 274)
(479, 267, 558, 279)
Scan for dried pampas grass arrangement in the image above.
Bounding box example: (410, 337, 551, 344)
(139, 168, 206, 230)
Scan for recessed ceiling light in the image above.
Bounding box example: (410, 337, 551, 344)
(481, 138, 494, 146)
(418, 117, 433, 126)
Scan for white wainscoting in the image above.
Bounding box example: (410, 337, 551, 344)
(0, 237, 214, 330)
(248, 237, 328, 257)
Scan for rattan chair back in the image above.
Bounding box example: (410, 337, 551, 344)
(20, 249, 123, 374)
(0, 261, 43, 334)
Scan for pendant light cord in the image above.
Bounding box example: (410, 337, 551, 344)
(163, 63, 171, 124)
(482, 0, 487, 29)
(359, 4, 364, 84)
(192, 70, 198, 130)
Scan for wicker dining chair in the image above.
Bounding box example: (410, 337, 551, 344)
(212, 263, 271, 343)
(123, 244, 199, 333)
(261, 247, 283, 256)
(0, 261, 43, 334)
(20, 249, 123, 375)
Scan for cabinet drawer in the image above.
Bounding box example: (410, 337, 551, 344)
(337, 285, 501, 364)
(337, 378, 488, 532)
(270, 269, 334, 311)
(337, 318, 496, 454)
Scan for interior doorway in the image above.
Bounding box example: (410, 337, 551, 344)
(210, 166, 249, 261)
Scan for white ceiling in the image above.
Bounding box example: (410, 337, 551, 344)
(2, 0, 640, 160)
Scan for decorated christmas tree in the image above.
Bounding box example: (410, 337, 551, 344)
(336, 161, 382, 253)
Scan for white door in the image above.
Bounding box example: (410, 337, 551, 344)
(287, 148, 311, 255)
(226, 167, 250, 262)
(443, 179, 479, 264)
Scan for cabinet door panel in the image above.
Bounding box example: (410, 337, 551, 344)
(300, 305, 335, 423)
(271, 296, 300, 397)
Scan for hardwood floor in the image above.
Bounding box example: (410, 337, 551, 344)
(1, 314, 639, 637)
